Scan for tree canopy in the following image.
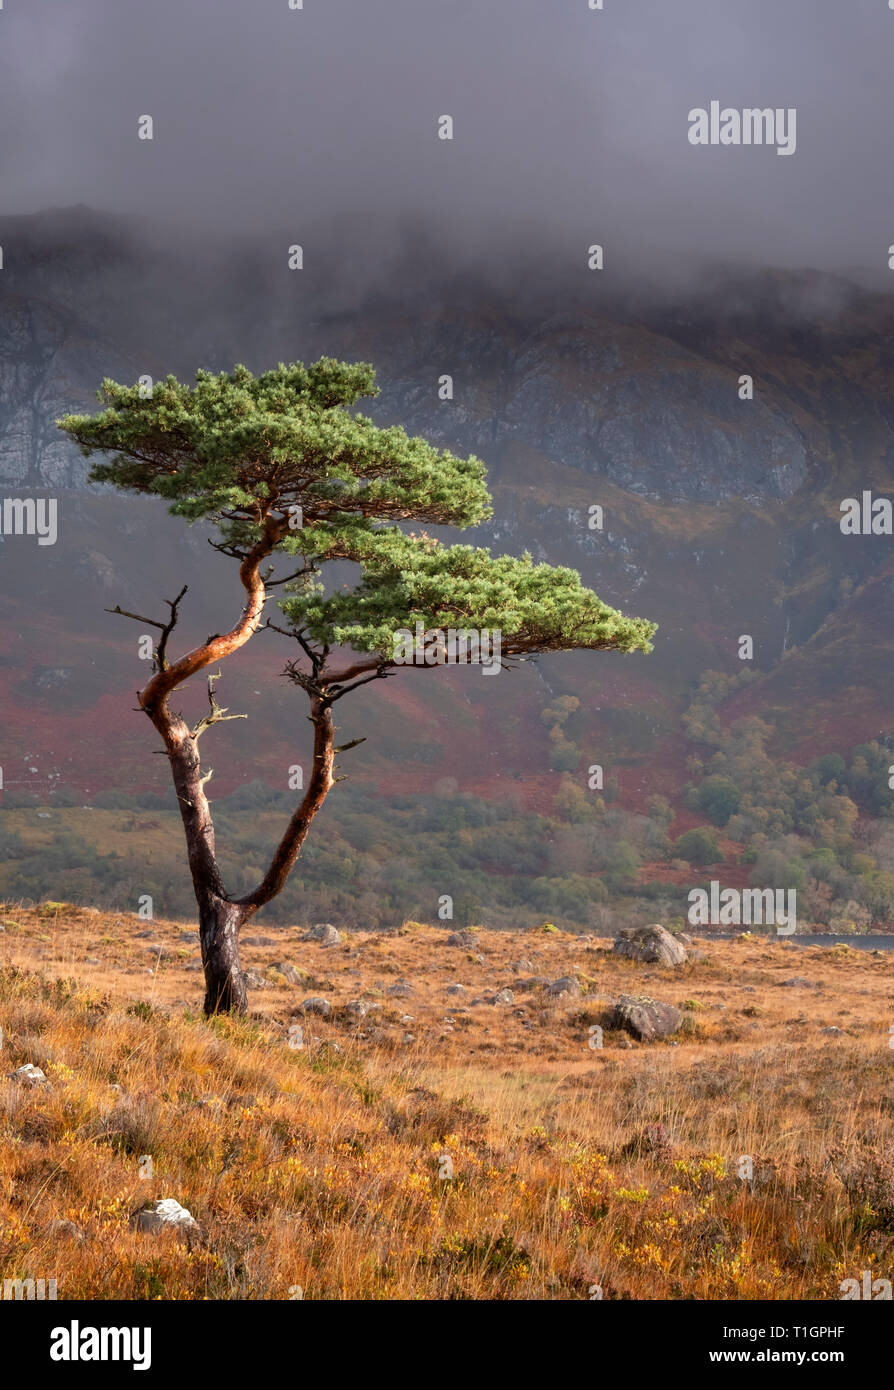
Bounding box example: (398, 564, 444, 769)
(60, 359, 657, 663)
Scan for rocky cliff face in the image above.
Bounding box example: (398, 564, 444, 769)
(0, 290, 136, 489)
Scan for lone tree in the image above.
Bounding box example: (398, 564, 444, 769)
(59, 360, 655, 1015)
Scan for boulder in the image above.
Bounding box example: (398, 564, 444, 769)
(446, 929, 479, 948)
(301, 924, 341, 947)
(269, 962, 304, 986)
(492, 989, 515, 1005)
(546, 976, 582, 999)
(613, 924, 688, 967)
(131, 1198, 198, 1234)
(7, 1063, 48, 1087)
(300, 996, 332, 1017)
(609, 994, 682, 1042)
(47, 1219, 86, 1244)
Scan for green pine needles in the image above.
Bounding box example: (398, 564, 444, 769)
(59, 357, 656, 663)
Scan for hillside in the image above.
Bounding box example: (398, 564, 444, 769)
(1, 902, 892, 1299)
(4, 211, 894, 932)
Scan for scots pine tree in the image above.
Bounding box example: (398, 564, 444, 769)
(59, 360, 655, 1014)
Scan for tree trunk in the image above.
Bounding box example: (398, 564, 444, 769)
(200, 895, 249, 1016)
(134, 532, 340, 1016)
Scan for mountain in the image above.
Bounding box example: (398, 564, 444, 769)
(2, 208, 894, 822)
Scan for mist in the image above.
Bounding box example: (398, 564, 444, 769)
(2, 0, 894, 305)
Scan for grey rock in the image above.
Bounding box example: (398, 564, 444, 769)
(131, 1198, 198, 1234)
(269, 962, 304, 986)
(446, 930, 479, 948)
(446, 983, 467, 996)
(301, 924, 341, 947)
(546, 976, 582, 999)
(609, 994, 682, 1042)
(7, 1063, 48, 1087)
(300, 996, 332, 1017)
(492, 989, 515, 1005)
(613, 924, 688, 967)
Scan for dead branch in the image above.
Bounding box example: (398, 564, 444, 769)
(191, 669, 248, 740)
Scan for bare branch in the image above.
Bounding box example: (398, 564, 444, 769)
(157, 585, 188, 671)
(191, 668, 248, 740)
(106, 584, 187, 672)
(263, 564, 315, 589)
(106, 605, 166, 631)
(207, 537, 248, 560)
(333, 736, 367, 753)
(328, 664, 395, 701)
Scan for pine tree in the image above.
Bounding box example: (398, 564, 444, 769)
(59, 359, 656, 1014)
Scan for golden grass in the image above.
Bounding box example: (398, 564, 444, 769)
(0, 904, 892, 1299)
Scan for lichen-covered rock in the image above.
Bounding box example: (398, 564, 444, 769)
(609, 994, 682, 1042)
(546, 976, 582, 999)
(613, 924, 687, 967)
(301, 924, 341, 947)
(268, 962, 305, 986)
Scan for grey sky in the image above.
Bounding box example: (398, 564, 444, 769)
(3, 0, 894, 283)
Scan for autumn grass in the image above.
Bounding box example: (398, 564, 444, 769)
(0, 904, 892, 1299)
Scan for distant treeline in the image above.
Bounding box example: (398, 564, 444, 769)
(2, 669, 893, 933)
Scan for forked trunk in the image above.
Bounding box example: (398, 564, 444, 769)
(200, 895, 249, 1015)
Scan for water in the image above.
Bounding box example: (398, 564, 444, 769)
(688, 932, 894, 951)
